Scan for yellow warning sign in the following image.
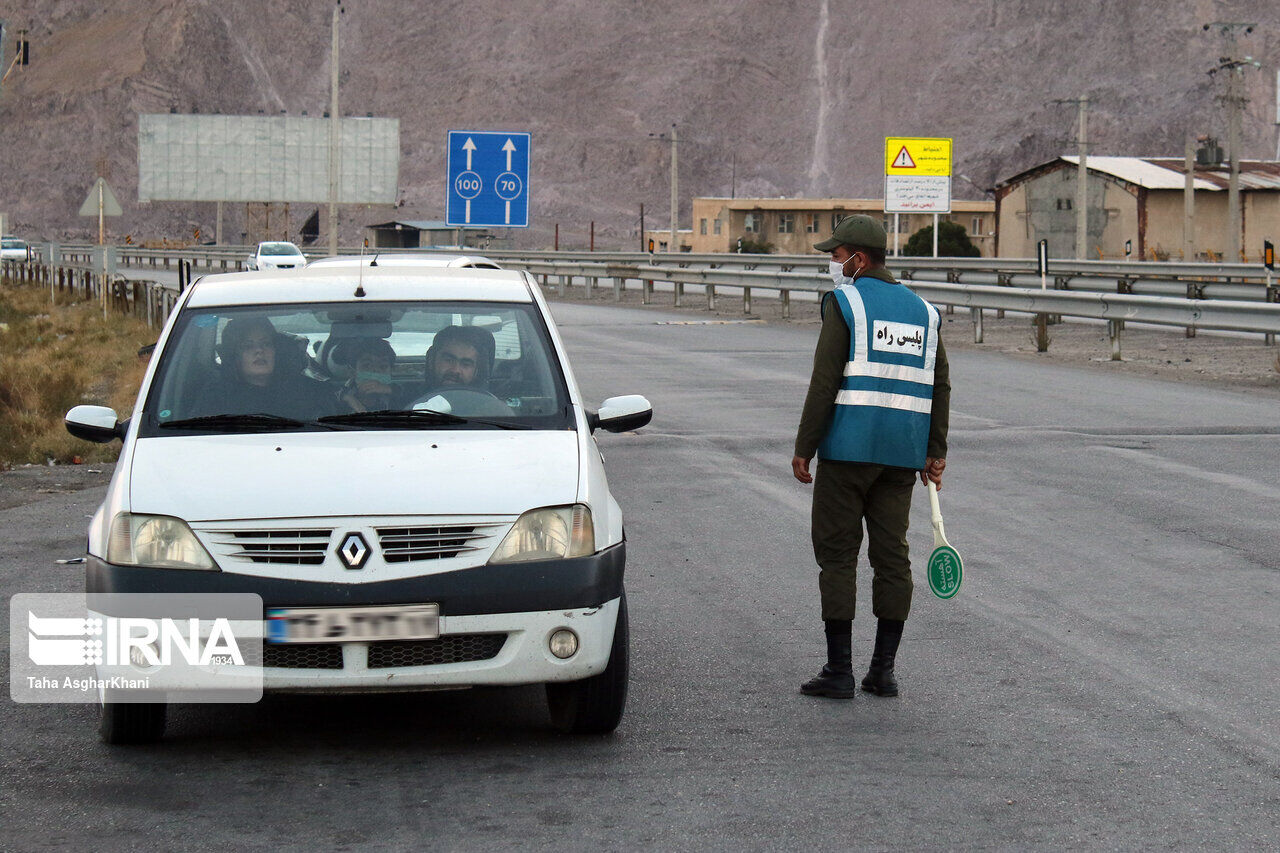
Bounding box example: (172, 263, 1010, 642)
(885, 137, 952, 176)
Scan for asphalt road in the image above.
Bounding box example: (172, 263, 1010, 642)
(2, 301, 1277, 851)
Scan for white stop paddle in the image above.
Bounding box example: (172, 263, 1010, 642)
(925, 479, 963, 599)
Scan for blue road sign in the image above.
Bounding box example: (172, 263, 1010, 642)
(446, 131, 530, 228)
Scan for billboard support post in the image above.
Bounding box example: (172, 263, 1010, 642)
(328, 4, 341, 256)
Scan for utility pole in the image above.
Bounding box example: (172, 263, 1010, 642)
(1274, 69, 1280, 160)
(1050, 97, 1091, 259)
(1183, 138, 1196, 261)
(1075, 97, 1088, 259)
(669, 123, 679, 254)
(1206, 21, 1257, 262)
(1049, 96, 1090, 256)
(1228, 67, 1243, 262)
(327, 3, 342, 256)
(639, 203, 645, 252)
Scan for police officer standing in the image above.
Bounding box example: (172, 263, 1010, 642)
(792, 214, 949, 699)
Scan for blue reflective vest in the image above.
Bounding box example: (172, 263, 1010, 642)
(817, 277, 941, 469)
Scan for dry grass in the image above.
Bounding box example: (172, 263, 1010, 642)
(0, 280, 153, 468)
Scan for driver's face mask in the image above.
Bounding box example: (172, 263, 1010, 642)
(828, 254, 864, 287)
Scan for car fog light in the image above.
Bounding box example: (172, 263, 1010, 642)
(548, 629, 579, 659)
(129, 644, 156, 669)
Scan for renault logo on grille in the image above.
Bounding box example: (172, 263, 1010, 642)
(337, 533, 371, 570)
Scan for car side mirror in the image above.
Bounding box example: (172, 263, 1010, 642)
(65, 405, 125, 443)
(589, 395, 652, 433)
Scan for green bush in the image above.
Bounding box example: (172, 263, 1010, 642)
(902, 220, 980, 257)
(729, 236, 775, 254)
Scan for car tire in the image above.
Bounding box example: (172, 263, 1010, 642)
(545, 592, 629, 735)
(99, 699, 167, 745)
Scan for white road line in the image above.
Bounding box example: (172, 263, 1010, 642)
(1096, 446, 1280, 501)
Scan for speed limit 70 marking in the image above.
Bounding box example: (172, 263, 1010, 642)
(495, 173, 522, 200)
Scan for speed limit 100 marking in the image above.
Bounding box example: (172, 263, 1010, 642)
(454, 171, 482, 199)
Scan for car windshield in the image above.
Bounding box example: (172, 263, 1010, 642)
(141, 300, 574, 435)
(259, 243, 301, 256)
(1, 239, 26, 249)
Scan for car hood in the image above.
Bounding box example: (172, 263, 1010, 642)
(127, 430, 580, 521)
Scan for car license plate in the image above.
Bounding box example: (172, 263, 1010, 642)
(266, 604, 440, 644)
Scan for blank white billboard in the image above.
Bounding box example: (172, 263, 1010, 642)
(138, 114, 399, 203)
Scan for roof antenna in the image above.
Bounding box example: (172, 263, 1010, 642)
(355, 238, 367, 297)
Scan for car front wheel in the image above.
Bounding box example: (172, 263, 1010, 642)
(99, 698, 167, 744)
(545, 592, 629, 735)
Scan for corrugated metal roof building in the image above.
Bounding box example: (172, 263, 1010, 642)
(364, 220, 506, 249)
(994, 156, 1280, 261)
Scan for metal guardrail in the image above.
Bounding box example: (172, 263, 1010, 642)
(40, 241, 1279, 281)
(1, 255, 180, 328)
(8, 245, 1279, 357)
(499, 257, 1280, 358)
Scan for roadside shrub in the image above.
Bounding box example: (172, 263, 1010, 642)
(730, 236, 775, 254)
(902, 221, 981, 257)
(0, 282, 152, 467)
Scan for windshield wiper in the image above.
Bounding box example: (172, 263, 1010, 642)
(317, 409, 531, 430)
(159, 413, 349, 432)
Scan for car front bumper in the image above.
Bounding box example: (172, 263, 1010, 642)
(260, 599, 621, 690)
(85, 544, 625, 690)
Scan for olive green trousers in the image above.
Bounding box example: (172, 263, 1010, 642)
(811, 459, 915, 622)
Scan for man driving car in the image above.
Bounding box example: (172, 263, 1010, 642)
(424, 325, 495, 390)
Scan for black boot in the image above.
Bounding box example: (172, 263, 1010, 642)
(801, 620, 857, 699)
(861, 618, 904, 697)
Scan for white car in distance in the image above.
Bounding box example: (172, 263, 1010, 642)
(247, 241, 307, 270)
(0, 237, 30, 261)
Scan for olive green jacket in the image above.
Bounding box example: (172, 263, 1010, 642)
(794, 268, 951, 462)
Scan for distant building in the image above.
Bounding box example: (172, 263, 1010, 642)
(687, 197, 996, 256)
(994, 155, 1280, 261)
(642, 228, 694, 253)
(364, 220, 508, 250)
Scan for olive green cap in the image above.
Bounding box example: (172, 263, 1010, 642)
(814, 214, 887, 252)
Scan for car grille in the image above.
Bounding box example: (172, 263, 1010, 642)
(258, 635, 507, 671)
(375, 524, 502, 563)
(207, 528, 334, 565)
(263, 643, 344, 669)
(367, 634, 508, 669)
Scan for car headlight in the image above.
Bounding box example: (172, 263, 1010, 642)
(489, 505, 595, 564)
(107, 513, 217, 570)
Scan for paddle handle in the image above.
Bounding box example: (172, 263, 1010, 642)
(927, 479, 947, 545)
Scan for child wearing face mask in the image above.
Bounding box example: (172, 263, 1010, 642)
(338, 338, 398, 412)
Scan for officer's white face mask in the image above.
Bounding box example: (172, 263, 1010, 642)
(828, 255, 863, 287)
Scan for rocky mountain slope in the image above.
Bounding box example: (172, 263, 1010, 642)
(1, 0, 1278, 249)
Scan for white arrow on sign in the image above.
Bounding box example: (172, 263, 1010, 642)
(463, 137, 477, 170)
(505, 201, 510, 224)
(502, 137, 516, 171)
(465, 200, 471, 224)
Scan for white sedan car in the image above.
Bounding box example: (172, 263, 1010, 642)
(65, 264, 652, 743)
(247, 241, 307, 270)
(0, 237, 30, 261)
